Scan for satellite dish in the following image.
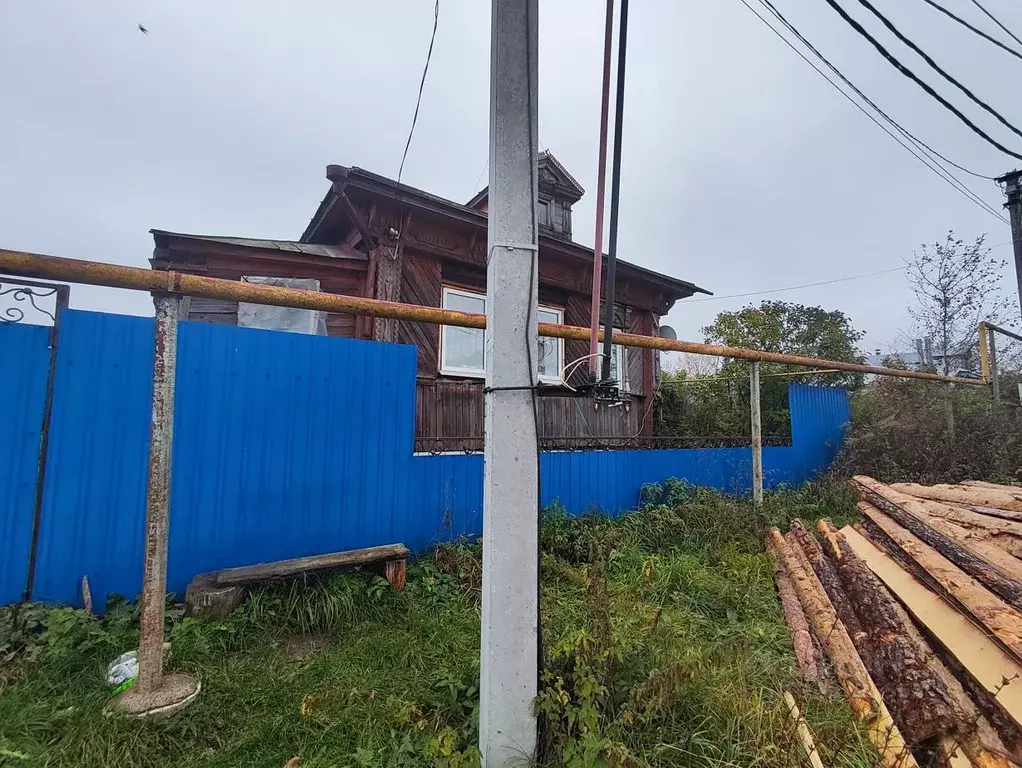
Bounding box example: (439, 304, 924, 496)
(658, 325, 677, 341)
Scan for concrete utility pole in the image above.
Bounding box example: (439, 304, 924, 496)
(479, 0, 540, 764)
(997, 170, 1022, 321)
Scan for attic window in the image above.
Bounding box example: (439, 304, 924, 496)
(538, 200, 550, 228)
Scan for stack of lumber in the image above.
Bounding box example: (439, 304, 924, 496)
(768, 477, 1022, 768)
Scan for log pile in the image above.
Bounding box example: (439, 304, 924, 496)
(767, 476, 1022, 768)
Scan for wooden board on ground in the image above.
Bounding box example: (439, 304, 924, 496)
(211, 543, 409, 587)
(853, 478, 1022, 610)
(964, 481, 1022, 498)
(857, 501, 1022, 661)
(842, 525, 1022, 730)
(891, 483, 1022, 515)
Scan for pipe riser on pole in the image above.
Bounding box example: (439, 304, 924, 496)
(601, 0, 629, 383)
(587, 0, 614, 378)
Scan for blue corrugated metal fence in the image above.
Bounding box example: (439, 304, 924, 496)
(0, 310, 849, 607)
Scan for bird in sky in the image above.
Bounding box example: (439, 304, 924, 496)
(138, 23, 148, 34)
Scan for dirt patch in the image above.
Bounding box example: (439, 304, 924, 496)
(282, 634, 331, 660)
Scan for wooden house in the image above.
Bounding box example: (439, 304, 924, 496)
(151, 152, 711, 451)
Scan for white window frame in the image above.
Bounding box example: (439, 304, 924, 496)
(537, 306, 564, 384)
(439, 286, 564, 384)
(439, 286, 487, 379)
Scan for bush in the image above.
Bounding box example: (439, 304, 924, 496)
(832, 377, 1022, 484)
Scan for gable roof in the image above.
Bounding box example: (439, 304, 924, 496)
(466, 150, 585, 209)
(301, 164, 712, 304)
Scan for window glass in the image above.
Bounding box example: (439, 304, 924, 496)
(441, 289, 486, 375)
(537, 307, 562, 382)
(440, 288, 563, 382)
(608, 344, 627, 389)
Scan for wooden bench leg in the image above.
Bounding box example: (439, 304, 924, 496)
(185, 575, 246, 620)
(384, 558, 406, 591)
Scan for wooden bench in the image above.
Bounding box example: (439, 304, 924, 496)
(184, 543, 409, 619)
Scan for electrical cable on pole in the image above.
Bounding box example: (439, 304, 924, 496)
(600, 0, 630, 383)
(968, 0, 1022, 49)
(822, 0, 1022, 162)
(743, 0, 1008, 222)
(918, 0, 1022, 61)
(852, 0, 1022, 142)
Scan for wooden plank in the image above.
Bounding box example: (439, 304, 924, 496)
(949, 501, 1022, 524)
(854, 477, 1022, 610)
(782, 692, 826, 768)
(891, 482, 1022, 515)
(965, 481, 1022, 497)
(912, 503, 1022, 583)
(212, 544, 409, 587)
(857, 501, 1022, 662)
(842, 525, 1022, 731)
(915, 500, 1022, 560)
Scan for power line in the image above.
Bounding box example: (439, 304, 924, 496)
(397, 0, 440, 184)
(759, 0, 991, 180)
(686, 242, 1017, 306)
(968, 0, 1022, 48)
(853, 0, 1022, 142)
(822, 0, 1022, 162)
(918, 0, 1022, 61)
(741, 0, 1008, 221)
(756, 0, 1003, 197)
(687, 266, 908, 303)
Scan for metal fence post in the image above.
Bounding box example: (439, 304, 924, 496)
(112, 293, 199, 716)
(945, 383, 956, 439)
(989, 326, 1000, 405)
(750, 361, 763, 508)
(10, 281, 70, 604)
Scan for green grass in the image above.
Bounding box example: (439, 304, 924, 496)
(0, 483, 873, 767)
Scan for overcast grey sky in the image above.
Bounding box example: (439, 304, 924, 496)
(1, 0, 1020, 353)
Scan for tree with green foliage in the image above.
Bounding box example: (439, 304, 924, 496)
(701, 301, 866, 390)
(657, 301, 866, 440)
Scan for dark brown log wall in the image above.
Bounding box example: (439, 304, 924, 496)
(399, 254, 442, 376)
(414, 379, 642, 453)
